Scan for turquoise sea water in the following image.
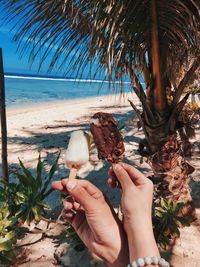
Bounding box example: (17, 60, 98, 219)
(5, 75, 131, 108)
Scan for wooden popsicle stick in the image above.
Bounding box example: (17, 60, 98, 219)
(69, 167, 78, 180)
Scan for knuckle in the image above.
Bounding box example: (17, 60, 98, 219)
(82, 180, 90, 186)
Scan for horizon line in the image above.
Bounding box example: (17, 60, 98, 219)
(5, 74, 132, 84)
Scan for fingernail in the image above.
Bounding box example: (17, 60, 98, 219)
(63, 202, 70, 209)
(67, 180, 77, 191)
(113, 164, 122, 171)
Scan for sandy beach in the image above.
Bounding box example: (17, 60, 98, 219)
(5, 92, 144, 207)
(1, 93, 200, 267)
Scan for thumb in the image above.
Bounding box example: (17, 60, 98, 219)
(63, 179, 97, 210)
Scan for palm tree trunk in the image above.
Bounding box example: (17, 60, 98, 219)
(151, 0, 167, 113)
(146, 0, 196, 220)
(0, 48, 8, 182)
(148, 134, 195, 220)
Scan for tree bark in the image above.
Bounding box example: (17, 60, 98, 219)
(148, 134, 195, 220)
(0, 48, 8, 182)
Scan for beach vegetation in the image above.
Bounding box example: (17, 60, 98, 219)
(0, 153, 63, 265)
(154, 198, 190, 249)
(0, 204, 17, 265)
(0, 153, 60, 225)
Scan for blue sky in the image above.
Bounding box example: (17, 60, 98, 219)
(0, 1, 108, 80)
(0, 9, 98, 78)
(0, 1, 72, 76)
(0, 23, 54, 75)
(0, 22, 79, 76)
(0, 4, 46, 74)
(0, 27, 30, 74)
(0, 23, 104, 79)
(0, 7, 127, 81)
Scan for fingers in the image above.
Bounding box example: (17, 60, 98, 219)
(65, 180, 98, 210)
(61, 179, 104, 201)
(107, 177, 116, 188)
(112, 164, 135, 192)
(53, 179, 104, 200)
(53, 179, 104, 211)
(108, 163, 152, 189)
(61, 197, 87, 232)
(63, 195, 82, 211)
(108, 168, 122, 189)
(52, 181, 64, 191)
(62, 209, 76, 220)
(119, 162, 151, 186)
(63, 199, 73, 210)
(108, 167, 117, 181)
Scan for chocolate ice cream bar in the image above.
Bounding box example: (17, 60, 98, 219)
(90, 112, 125, 162)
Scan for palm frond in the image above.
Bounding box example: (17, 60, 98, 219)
(1, 0, 199, 84)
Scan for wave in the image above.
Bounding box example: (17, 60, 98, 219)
(5, 74, 131, 84)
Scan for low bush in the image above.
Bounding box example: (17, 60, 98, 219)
(154, 198, 190, 249)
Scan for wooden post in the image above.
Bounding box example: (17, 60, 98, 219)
(0, 48, 8, 182)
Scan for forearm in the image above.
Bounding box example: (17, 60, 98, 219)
(106, 230, 129, 267)
(125, 217, 160, 264)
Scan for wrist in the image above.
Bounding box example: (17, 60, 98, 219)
(105, 248, 129, 267)
(106, 236, 129, 267)
(123, 212, 152, 227)
(124, 217, 160, 262)
(124, 213, 152, 234)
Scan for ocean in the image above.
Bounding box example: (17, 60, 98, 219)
(4, 73, 132, 108)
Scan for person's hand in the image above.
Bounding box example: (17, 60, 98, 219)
(108, 162, 153, 228)
(52, 179, 129, 267)
(108, 163, 160, 262)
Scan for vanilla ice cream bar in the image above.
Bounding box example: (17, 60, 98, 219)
(65, 130, 89, 179)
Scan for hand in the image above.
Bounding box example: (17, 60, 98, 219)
(108, 163, 160, 262)
(52, 179, 129, 267)
(108, 162, 153, 227)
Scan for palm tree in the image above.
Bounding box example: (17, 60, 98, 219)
(2, 0, 200, 215)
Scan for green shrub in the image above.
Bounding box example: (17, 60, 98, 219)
(0, 153, 60, 225)
(0, 182, 21, 216)
(0, 204, 18, 265)
(154, 198, 190, 249)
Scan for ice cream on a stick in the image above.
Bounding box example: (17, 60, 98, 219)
(90, 112, 125, 162)
(65, 130, 89, 180)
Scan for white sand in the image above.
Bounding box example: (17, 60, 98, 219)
(6, 94, 133, 165)
(4, 92, 148, 207)
(1, 92, 200, 267)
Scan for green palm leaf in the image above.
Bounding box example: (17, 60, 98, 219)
(1, 0, 199, 133)
(41, 152, 60, 196)
(36, 154, 43, 189)
(18, 158, 35, 186)
(2, 0, 199, 84)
